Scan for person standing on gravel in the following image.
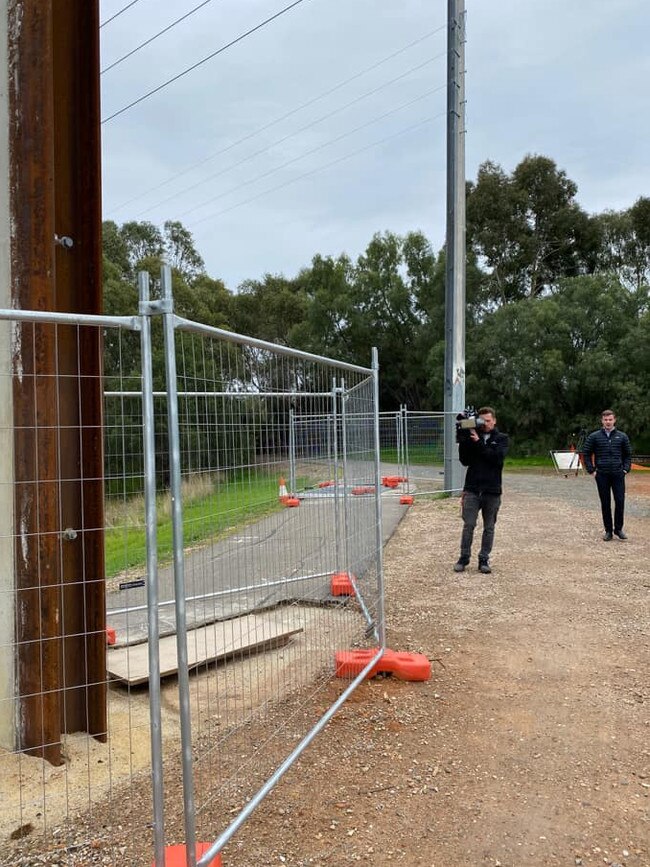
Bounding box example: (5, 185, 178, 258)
(581, 409, 632, 541)
(454, 407, 509, 575)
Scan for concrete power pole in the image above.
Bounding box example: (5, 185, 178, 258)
(443, 0, 466, 493)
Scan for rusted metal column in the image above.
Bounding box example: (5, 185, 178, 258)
(9, 0, 62, 766)
(7, 0, 104, 763)
(51, 0, 106, 743)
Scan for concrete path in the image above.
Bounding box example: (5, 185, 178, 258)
(106, 481, 412, 647)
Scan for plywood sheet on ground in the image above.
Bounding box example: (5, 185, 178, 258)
(107, 613, 303, 685)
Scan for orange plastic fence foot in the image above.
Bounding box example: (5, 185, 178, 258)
(106, 626, 116, 646)
(284, 497, 300, 507)
(331, 571, 356, 597)
(399, 495, 414, 505)
(381, 476, 400, 489)
(351, 485, 375, 496)
(335, 648, 431, 682)
(318, 479, 335, 488)
(156, 843, 222, 866)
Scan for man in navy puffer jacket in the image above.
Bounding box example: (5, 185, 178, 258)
(581, 409, 632, 541)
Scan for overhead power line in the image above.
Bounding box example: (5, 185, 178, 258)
(101, 0, 312, 124)
(181, 85, 446, 221)
(137, 52, 446, 218)
(108, 25, 446, 214)
(101, 0, 144, 29)
(102, 0, 220, 75)
(192, 112, 445, 229)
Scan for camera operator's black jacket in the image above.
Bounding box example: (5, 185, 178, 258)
(458, 428, 509, 495)
(581, 428, 631, 475)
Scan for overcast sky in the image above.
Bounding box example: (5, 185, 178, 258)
(99, 0, 650, 291)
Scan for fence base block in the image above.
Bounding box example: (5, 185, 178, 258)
(335, 648, 431, 682)
(156, 843, 222, 866)
(331, 571, 356, 597)
(399, 495, 414, 505)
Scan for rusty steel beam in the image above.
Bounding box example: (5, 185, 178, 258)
(9, 0, 105, 763)
(51, 0, 106, 743)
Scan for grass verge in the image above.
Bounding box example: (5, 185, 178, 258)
(105, 474, 292, 578)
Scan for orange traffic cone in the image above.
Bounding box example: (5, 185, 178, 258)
(278, 477, 289, 503)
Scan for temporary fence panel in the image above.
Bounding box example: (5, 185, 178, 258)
(377, 409, 406, 483)
(159, 265, 384, 865)
(0, 307, 165, 863)
(401, 409, 447, 495)
(0, 266, 385, 867)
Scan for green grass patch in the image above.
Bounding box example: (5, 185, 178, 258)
(420, 491, 452, 501)
(105, 473, 296, 578)
(505, 455, 552, 468)
(380, 446, 443, 466)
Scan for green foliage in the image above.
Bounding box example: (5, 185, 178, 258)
(467, 155, 597, 303)
(465, 274, 646, 451)
(230, 273, 308, 344)
(294, 231, 437, 408)
(104, 161, 650, 460)
(104, 473, 283, 578)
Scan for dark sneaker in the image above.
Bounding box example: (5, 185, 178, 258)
(454, 560, 467, 573)
(478, 559, 491, 574)
(603, 531, 613, 541)
(614, 530, 627, 540)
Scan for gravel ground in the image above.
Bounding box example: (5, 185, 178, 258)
(5, 471, 649, 866)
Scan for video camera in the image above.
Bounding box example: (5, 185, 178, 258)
(455, 408, 487, 443)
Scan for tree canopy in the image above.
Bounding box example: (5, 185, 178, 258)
(102, 154, 650, 453)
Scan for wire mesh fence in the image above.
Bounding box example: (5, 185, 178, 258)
(0, 309, 151, 859)
(0, 268, 388, 866)
(401, 409, 447, 495)
(377, 407, 450, 497)
(165, 283, 383, 864)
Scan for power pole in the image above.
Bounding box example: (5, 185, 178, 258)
(0, 0, 105, 764)
(443, 0, 466, 493)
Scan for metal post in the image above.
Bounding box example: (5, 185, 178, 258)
(160, 264, 197, 866)
(443, 0, 466, 494)
(331, 379, 341, 572)
(288, 406, 296, 495)
(339, 378, 375, 635)
(139, 272, 166, 866)
(371, 349, 386, 648)
(340, 378, 351, 581)
(326, 410, 332, 483)
(395, 407, 403, 483)
(403, 405, 412, 495)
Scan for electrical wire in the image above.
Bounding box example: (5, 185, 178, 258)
(137, 52, 446, 218)
(191, 111, 445, 229)
(101, 0, 312, 124)
(101, 0, 144, 29)
(107, 25, 446, 214)
(102, 0, 220, 75)
(180, 85, 446, 221)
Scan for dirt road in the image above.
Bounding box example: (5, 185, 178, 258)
(222, 472, 650, 866)
(7, 472, 649, 866)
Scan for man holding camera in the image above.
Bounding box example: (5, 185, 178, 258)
(581, 409, 632, 541)
(454, 406, 509, 574)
